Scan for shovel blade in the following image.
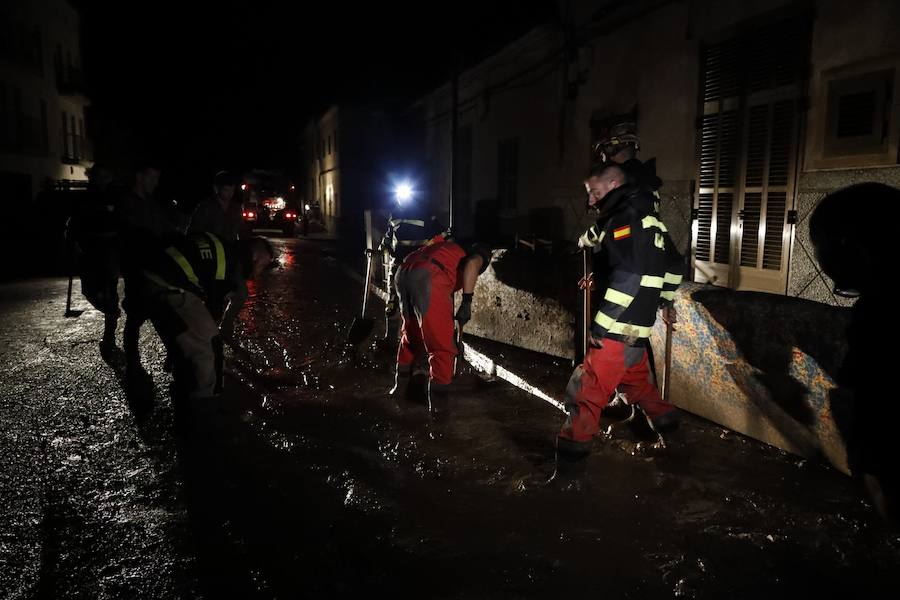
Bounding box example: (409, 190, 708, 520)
(347, 317, 376, 346)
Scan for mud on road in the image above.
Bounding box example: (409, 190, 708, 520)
(2, 239, 899, 599)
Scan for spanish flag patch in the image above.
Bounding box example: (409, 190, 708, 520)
(613, 225, 632, 240)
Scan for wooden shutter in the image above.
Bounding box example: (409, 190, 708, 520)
(694, 14, 809, 292)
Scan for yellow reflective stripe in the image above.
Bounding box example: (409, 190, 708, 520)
(660, 291, 675, 301)
(664, 272, 683, 285)
(604, 288, 634, 307)
(641, 215, 668, 232)
(166, 247, 199, 287)
(640, 275, 664, 288)
(207, 233, 226, 280)
(142, 270, 185, 293)
(397, 239, 429, 246)
(609, 322, 653, 338)
(594, 311, 616, 330)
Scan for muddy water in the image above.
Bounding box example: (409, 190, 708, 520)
(2, 240, 899, 599)
(204, 239, 900, 598)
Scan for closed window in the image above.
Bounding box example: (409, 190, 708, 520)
(693, 15, 808, 294)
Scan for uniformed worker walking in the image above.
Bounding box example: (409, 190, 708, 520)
(553, 163, 679, 485)
(390, 234, 490, 417)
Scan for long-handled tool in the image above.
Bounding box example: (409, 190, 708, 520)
(660, 304, 676, 404)
(64, 216, 83, 318)
(347, 248, 376, 345)
(453, 319, 464, 376)
(581, 249, 592, 359)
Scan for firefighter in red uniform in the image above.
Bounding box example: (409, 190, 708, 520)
(552, 162, 679, 485)
(389, 235, 491, 417)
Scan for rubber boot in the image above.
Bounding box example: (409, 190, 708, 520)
(546, 436, 590, 491)
(427, 380, 451, 421)
(100, 314, 118, 359)
(648, 408, 680, 434)
(123, 316, 151, 384)
(389, 364, 412, 396)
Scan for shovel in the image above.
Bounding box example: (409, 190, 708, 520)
(453, 319, 464, 376)
(64, 221, 83, 318)
(347, 249, 376, 345)
(580, 249, 592, 359)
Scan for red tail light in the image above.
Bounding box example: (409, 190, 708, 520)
(248, 211, 255, 218)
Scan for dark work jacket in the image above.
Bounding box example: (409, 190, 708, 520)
(143, 232, 244, 320)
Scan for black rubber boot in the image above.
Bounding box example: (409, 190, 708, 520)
(389, 365, 412, 396)
(100, 314, 118, 359)
(546, 436, 590, 491)
(648, 409, 680, 434)
(427, 380, 451, 421)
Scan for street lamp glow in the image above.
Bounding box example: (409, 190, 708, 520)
(394, 182, 413, 204)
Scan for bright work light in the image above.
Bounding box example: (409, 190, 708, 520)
(394, 182, 413, 204)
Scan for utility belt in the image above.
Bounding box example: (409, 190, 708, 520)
(603, 332, 647, 346)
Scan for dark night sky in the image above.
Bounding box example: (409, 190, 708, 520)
(74, 0, 559, 184)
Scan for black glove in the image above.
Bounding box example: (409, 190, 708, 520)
(455, 293, 473, 326)
(589, 323, 606, 348)
(385, 295, 398, 317)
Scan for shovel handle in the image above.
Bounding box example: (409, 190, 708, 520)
(361, 249, 374, 317)
(582, 249, 591, 359)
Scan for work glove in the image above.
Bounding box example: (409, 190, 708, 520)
(455, 293, 473, 326)
(385, 295, 399, 317)
(588, 323, 606, 349)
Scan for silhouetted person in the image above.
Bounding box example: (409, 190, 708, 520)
(71, 164, 122, 357)
(190, 170, 246, 339)
(810, 182, 899, 523)
(117, 161, 185, 384)
(136, 234, 274, 428)
(190, 170, 243, 242)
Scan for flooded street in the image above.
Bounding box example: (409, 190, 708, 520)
(2, 237, 899, 599)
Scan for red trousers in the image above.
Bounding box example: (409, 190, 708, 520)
(395, 263, 457, 386)
(559, 338, 674, 444)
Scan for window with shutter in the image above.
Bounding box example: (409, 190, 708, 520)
(693, 14, 808, 293)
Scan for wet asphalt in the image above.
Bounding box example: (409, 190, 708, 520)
(1, 237, 899, 599)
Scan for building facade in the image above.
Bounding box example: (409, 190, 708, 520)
(1, 0, 92, 203)
(416, 0, 900, 306)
